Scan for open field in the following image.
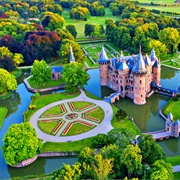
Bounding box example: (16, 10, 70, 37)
(62, 8, 121, 39)
(163, 99, 180, 120)
(41, 105, 62, 117)
(140, 5, 180, 13)
(132, 0, 175, 3)
(0, 107, 7, 129)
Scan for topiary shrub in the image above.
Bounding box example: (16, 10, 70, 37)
(29, 104, 37, 109)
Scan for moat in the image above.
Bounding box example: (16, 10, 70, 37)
(0, 66, 180, 179)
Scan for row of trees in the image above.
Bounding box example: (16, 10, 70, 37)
(52, 128, 173, 179)
(106, 0, 180, 55)
(84, 23, 105, 37)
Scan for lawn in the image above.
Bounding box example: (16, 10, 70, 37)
(24, 91, 80, 122)
(0, 107, 8, 129)
(38, 120, 60, 135)
(111, 105, 142, 135)
(133, 0, 175, 3)
(174, 172, 180, 180)
(42, 137, 94, 152)
(41, 105, 62, 117)
(27, 77, 63, 89)
(86, 107, 104, 122)
(162, 99, 180, 120)
(63, 123, 94, 136)
(85, 57, 99, 68)
(72, 101, 94, 110)
(167, 155, 180, 166)
(162, 61, 180, 69)
(140, 5, 180, 13)
(62, 8, 121, 39)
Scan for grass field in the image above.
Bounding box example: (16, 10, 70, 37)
(87, 107, 104, 122)
(41, 105, 62, 117)
(174, 172, 180, 180)
(64, 123, 93, 136)
(24, 91, 80, 122)
(28, 77, 63, 89)
(133, 0, 175, 3)
(167, 155, 180, 166)
(0, 107, 7, 129)
(163, 99, 180, 120)
(162, 60, 180, 69)
(38, 120, 60, 135)
(72, 101, 93, 110)
(62, 8, 121, 38)
(140, 5, 180, 13)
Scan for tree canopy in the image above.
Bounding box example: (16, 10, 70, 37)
(2, 122, 42, 166)
(31, 60, 52, 86)
(0, 68, 17, 94)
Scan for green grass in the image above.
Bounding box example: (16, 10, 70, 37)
(72, 101, 93, 110)
(133, 0, 175, 3)
(167, 155, 180, 166)
(84, 91, 102, 100)
(174, 172, 180, 180)
(140, 5, 180, 13)
(41, 105, 62, 117)
(38, 120, 60, 135)
(162, 61, 180, 68)
(0, 91, 12, 100)
(63, 123, 93, 136)
(0, 107, 8, 129)
(86, 107, 104, 122)
(62, 8, 121, 39)
(42, 137, 94, 152)
(24, 91, 80, 122)
(27, 77, 63, 89)
(163, 99, 180, 120)
(11, 69, 22, 79)
(111, 105, 141, 135)
(85, 57, 99, 68)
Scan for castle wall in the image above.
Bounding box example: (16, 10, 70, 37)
(133, 74, 146, 105)
(99, 64, 108, 86)
(153, 66, 161, 85)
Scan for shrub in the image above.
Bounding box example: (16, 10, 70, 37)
(29, 104, 37, 109)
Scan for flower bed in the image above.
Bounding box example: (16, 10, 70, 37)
(68, 102, 76, 111)
(84, 106, 99, 115)
(82, 107, 100, 122)
(76, 120, 94, 127)
(60, 104, 66, 115)
(39, 119, 59, 122)
(52, 120, 64, 134)
(62, 122, 74, 135)
(78, 103, 95, 111)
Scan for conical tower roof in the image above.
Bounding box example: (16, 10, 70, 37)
(117, 61, 129, 71)
(70, 44, 75, 63)
(98, 46, 110, 64)
(150, 49, 158, 61)
(145, 54, 152, 66)
(132, 47, 147, 74)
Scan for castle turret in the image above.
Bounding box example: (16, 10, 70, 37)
(150, 49, 161, 86)
(70, 44, 75, 63)
(132, 48, 147, 105)
(98, 47, 110, 86)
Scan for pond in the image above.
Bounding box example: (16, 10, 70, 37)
(0, 66, 180, 179)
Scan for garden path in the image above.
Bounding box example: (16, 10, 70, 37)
(30, 90, 113, 142)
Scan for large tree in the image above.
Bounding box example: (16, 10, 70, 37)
(0, 68, 17, 95)
(2, 122, 42, 166)
(31, 60, 52, 86)
(66, 25, 77, 38)
(62, 62, 89, 89)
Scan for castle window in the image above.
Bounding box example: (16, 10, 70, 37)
(141, 95, 142, 97)
(120, 80, 122, 83)
(140, 80, 142, 84)
(126, 80, 128, 83)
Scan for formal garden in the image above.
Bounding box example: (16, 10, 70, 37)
(37, 101, 104, 136)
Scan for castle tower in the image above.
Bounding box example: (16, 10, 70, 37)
(150, 49, 161, 86)
(132, 48, 147, 105)
(70, 44, 75, 63)
(98, 47, 110, 86)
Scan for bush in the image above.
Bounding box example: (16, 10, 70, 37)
(65, 86, 79, 94)
(29, 104, 37, 109)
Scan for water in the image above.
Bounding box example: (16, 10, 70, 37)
(0, 67, 180, 179)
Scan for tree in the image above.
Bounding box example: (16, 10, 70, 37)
(159, 27, 180, 53)
(149, 160, 173, 180)
(0, 55, 16, 72)
(137, 134, 166, 165)
(92, 134, 108, 148)
(70, 6, 90, 20)
(84, 24, 95, 37)
(58, 39, 84, 64)
(66, 25, 77, 38)
(0, 68, 17, 94)
(29, 6, 38, 18)
(13, 53, 24, 67)
(115, 109, 127, 119)
(31, 60, 52, 86)
(2, 122, 42, 166)
(105, 19, 116, 40)
(62, 62, 89, 90)
(121, 145, 142, 178)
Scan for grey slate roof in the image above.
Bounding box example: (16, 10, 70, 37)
(117, 61, 129, 71)
(132, 52, 147, 74)
(98, 47, 110, 64)
(52, 66, 63, 73)
(145, 54, 152, 66)
(150, 49, 158, 61)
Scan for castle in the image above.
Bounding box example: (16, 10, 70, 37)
(98, 47, 161, 105)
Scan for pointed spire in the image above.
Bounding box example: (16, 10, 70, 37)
(98, 46, 110, 64)
(132, 47, 147, 74)
(119, 50, 125, 60)
(145, 54, 152, 66)
(150, 49, 157, 61)
(70, 44, 75, 63)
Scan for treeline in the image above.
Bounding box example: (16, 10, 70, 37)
(106, 0, 180, 56)
(151, 9, 180, 16)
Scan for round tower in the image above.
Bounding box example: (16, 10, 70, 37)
(98, 47, 110, 86)
(150, 49, 161, 86)
(132, 50, 147, 105)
